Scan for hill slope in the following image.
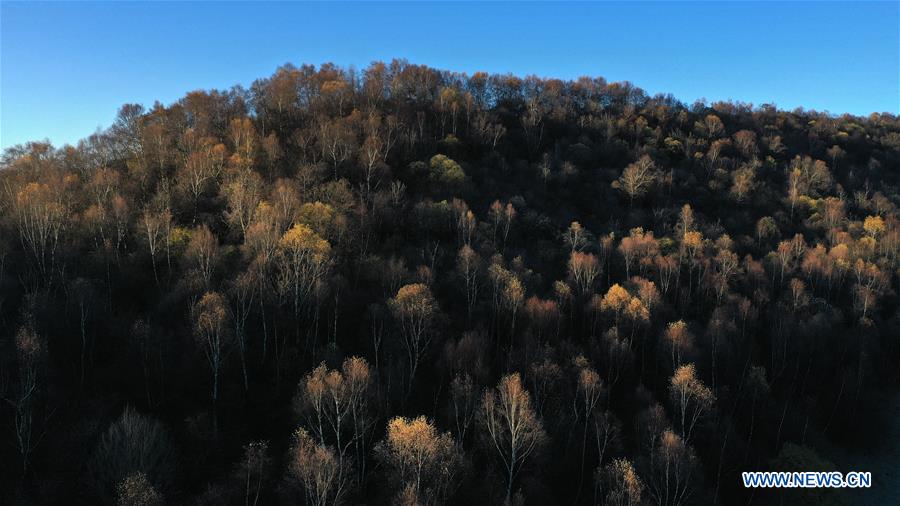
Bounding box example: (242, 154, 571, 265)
(2, 60, 900, 505)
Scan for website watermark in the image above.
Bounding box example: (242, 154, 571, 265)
(742, 471, 871, 489)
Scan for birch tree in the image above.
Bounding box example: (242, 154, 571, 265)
(480, 373, 546, 503)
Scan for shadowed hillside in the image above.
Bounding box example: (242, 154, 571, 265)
(2, 60, 899, 505)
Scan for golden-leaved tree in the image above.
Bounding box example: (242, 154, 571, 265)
(376, 415, 463, 505)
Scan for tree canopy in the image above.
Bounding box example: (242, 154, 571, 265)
(2, 59, 899, 505)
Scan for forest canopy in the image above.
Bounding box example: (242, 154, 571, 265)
(2, 59, 900, 505)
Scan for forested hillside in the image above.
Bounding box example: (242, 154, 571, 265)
(2, 60, 899, 505)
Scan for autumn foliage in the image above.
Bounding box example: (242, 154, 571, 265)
(2, 59, 899, 505)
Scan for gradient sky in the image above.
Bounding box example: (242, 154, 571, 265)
(2, 1, 898, 150)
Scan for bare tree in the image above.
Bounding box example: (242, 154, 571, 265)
(286, 428, 349, 506)
(5, 325, 46, 475)
(192, 292, 232, 412)
(224, 168, 263, 238)
(139, 206, 171, 285)
(457, 245, 481, 321)
(596, 458, 643, 506)
(568, 251, 601, 296)
(89, 407, 173, 503)
(613, 155, 658, 204)
(228, 267, 258, 392)
(185, 224, 220, 289)
(645, 430, 697, 506)
(12, 180, 67, 283)
(480, 373, 547, 503)
(236, 440, 270, 506)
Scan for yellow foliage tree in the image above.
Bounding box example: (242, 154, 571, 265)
(669, 364, 714, 442)
(376, 416, 461, 504)
(389, 283, 438, 395)
(599, 284, 631, 326)
(276, 223, 332, 321)
(863, 215, 885, 239)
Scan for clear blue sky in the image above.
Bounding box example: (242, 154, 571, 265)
(2, 1, 898, 150)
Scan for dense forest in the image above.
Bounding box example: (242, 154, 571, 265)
(2, 60, 899, 506)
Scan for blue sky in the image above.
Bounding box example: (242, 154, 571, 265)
(2, 1, 898, 150)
